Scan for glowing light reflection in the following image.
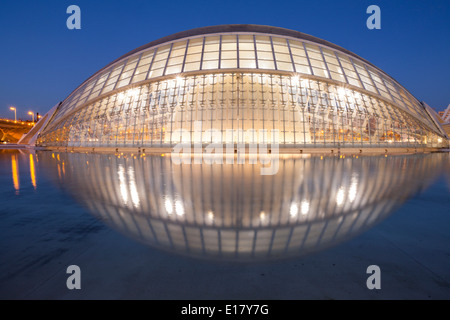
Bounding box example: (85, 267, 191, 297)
(175, 200, 184, 216)
(29, 154, 36, 189)
(336, 187, 345, 206)
(165, 198, 173, 214)
(301, 201, 310, 215)
(128, 166, 140, 208)
(349, 176, 358, 203)
(11, 155, 19, 193)
(290, 203, 298, 218)
(118, 165, 128, 205)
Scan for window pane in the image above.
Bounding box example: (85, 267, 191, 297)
(185, 53, 201, 63)
(239, 50, 255, 59)
(240, 59, 256, 69)
(101, 83, 115, 95)
(203, 51, 219, 61)
(123, 60, 138, 72)
(258, 59, 275, 69)
(277, 61, 293, 71)
(336, 53, 353, 70)
(138, 50, 155, 66)
(255, 35, 270, 44)
(165, 64, 182, 75)
(109, 64, 125, 78)
(221, 35, 236, 51)
(151, 60, 166, 70)
(184, 62, 200, 72)
(205, 43, 219, 52)
(204, 36, 220, 52)
(312, 67, 328, 78)
(330, 71, 346, 82)
(116, 78, 131, 88)
(202, 60, 219, 70)
(172, 40, 187, 51)
(118, 69, 134, 81)
(149, 68, 164, 78)
(238, 35, 253, 42)
(239, 42, 254, 51)
(272, 37, 289, 54)
(310, 58, 326, 70)
(205, 36, 220, 44)
(255, 35, 271, 53)
(289, 40, 306, 55)
(304, 43, 322, 61)
(275, 52, 291, 62)
(295, 64, 311, 74)
(132, 72, 147, 83)
(104, 74, 119, 87)
(167, 56, 184, 65)
(153, 44, 171, 62)
(133, 64, 149, 76)
(256, 43, 271, 52)
(292, 55, 309, 66)
(258, 51, 273, 60)
(323, 54, 339, 66)
(222, 51, 237, 59)
(187, 38, 203, 54)
(170, 48, 186, 59)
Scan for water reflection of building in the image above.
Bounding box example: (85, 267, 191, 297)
(2, 149, 38, 195)
(40, 152, 446, 261)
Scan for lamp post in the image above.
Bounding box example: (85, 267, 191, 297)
(9, 106, 16, 122)
(28, 111, 35, 122)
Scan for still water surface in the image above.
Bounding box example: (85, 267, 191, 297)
(2, 149, 448, 262)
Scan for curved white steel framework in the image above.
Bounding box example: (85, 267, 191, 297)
(37, 25, 447, 148)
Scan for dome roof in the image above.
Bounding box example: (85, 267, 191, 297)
(99, 24, 380, 76)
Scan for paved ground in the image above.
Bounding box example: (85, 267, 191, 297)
(0, 167, 449, 300)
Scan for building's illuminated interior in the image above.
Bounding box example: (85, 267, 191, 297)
(35, 25, 448, 149)
(41, 152, 446, 261)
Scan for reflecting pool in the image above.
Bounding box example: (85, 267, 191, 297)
(1, 149, 449, 299)
(11, 150, 444, 262)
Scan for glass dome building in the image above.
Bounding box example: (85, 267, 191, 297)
(33, 25, 448, 151)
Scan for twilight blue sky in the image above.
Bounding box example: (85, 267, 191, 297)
(0, 0, 448, 120)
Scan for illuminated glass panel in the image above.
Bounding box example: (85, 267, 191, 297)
(38, 73, 445, 148)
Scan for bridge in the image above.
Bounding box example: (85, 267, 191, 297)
(0, 119, 35, 143)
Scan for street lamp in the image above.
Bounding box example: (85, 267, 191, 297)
(28, 111, 35, 122)
(9, 106, 16, 122)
